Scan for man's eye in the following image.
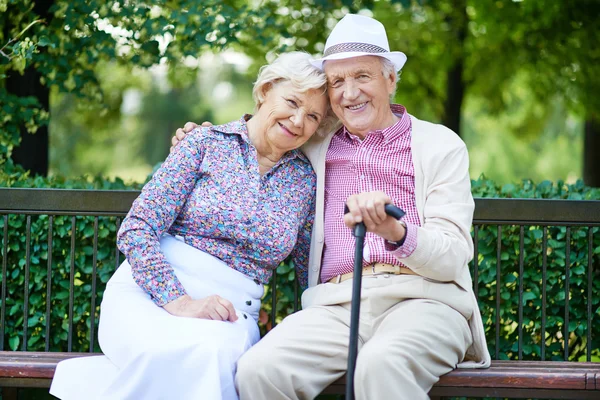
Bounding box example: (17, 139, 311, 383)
(309, 114, 319, 122)
(330, 80, 342, 88)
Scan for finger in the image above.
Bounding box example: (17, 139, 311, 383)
(358, 198, 376, 227)
(201, 121, 213, 127)
(345, 195, 363, 224)
(212, 304, 231, 321)
(343, 212, 355, 229)
(364, 198, 382, 225)
(183, 121, 198, 132)
(372, 197, 388, 224)
(175, 128, 186, 141)
(217, 297, 238, 322)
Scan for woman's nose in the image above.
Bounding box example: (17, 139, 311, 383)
(290, 111, 304, 128)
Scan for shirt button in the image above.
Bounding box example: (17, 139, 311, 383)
(312, 266, 318, 271)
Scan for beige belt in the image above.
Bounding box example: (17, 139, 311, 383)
(327, 262, 418, 284)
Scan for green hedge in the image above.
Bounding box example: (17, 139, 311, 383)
(472, 177, 600, 361)
(1, 172, 599, 362)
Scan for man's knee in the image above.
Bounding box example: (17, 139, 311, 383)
(236, 342, 280, 389)
(355, 342, 418, 381)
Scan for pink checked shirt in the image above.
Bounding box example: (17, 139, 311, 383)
(320, 104, 421, 283)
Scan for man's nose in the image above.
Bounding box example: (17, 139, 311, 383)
(343, 80, 359, 100)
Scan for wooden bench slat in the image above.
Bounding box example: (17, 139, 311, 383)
(0, 352, 92, 380)
(437, 370, 590, 390)
(322, 360, 600, 394)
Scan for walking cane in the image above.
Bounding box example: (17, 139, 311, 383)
(344, 203, 405, 400)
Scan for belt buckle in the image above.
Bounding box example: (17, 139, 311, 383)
(367, 263, 388, 278)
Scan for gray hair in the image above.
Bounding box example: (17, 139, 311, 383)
(253, 52, 338, 137)
(380, 57, 401, 100)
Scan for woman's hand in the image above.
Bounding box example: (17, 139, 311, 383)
(163, 294, 238, 322)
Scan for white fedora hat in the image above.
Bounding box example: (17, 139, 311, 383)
(310, 14, 407, 71)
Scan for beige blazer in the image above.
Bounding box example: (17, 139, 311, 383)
(299, 114, 491, 368)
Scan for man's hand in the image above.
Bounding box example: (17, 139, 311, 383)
(163, 294, 238, 322)
(170, 121, 213, 153)
(344, 191, 406, 243)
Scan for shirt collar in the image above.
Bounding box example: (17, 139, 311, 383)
(211, 114, 253, 136)
(341, 104, 411, 143)
(212, 115, 310, 165)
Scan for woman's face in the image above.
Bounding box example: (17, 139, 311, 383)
(256, 80, 329, 153)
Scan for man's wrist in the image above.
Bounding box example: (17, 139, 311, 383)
(385, 220, 407, 247)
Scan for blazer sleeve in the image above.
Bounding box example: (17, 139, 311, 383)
(398, 143, 474, 283)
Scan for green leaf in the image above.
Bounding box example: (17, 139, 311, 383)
(522, 292, 536, 302)
(28, 315, 40, 327)
(9, 336, 20, 351)
(37, 36, 55, 48)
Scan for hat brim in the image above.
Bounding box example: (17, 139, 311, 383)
(310, 51, 407, 72)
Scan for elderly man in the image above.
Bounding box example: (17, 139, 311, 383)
(174, 13, 490, 400)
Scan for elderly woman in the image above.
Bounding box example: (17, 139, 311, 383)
(49, 51, 335, 400)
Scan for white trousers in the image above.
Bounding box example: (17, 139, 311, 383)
(50, 235, 263, 400)
(236, 274, 473, 400)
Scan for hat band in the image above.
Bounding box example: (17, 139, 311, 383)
(323, 42, 388, 57)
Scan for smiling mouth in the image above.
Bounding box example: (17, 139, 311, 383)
(278, 122, 299, 136)
(347, 102, 367, 111)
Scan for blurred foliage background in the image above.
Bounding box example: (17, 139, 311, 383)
(1, 0, 599, 186)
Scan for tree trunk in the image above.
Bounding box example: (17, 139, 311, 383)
(6, 0, 53, 176)
(583, 114, 600, 187)
(7, 67, 50, 176)
(442, 0, 468, 137)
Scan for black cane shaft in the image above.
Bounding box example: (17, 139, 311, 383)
(346, 223, 365, 400)
(344, 204, 404, 400)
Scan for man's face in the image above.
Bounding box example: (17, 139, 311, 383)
(324, 56, 396, 138)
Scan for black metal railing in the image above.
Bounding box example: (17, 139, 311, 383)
(1, 188, 599, 361)
(471, 198, 600, 362)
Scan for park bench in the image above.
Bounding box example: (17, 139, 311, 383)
(0, 187, 599, 399)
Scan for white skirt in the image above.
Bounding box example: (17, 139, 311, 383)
(50, 235, 264, 400)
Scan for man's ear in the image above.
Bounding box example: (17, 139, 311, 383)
(386, 71, 396, 95)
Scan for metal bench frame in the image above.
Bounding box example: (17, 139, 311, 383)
(1, 188, 599, 399)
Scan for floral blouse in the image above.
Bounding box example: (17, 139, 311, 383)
(117, 116, 316, 306)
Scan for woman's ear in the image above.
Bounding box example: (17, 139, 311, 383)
(257, 82, 273, 108)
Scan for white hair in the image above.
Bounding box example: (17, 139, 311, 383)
(380, 57, 401, 100)
(253, 52, 338, 137)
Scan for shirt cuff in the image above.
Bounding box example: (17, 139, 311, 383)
(385, 222, 418, 258)
(143, 272, 187, 307)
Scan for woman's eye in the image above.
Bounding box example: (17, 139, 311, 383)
(309, 114, 319, 122)
(286, 99, 298, 107)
